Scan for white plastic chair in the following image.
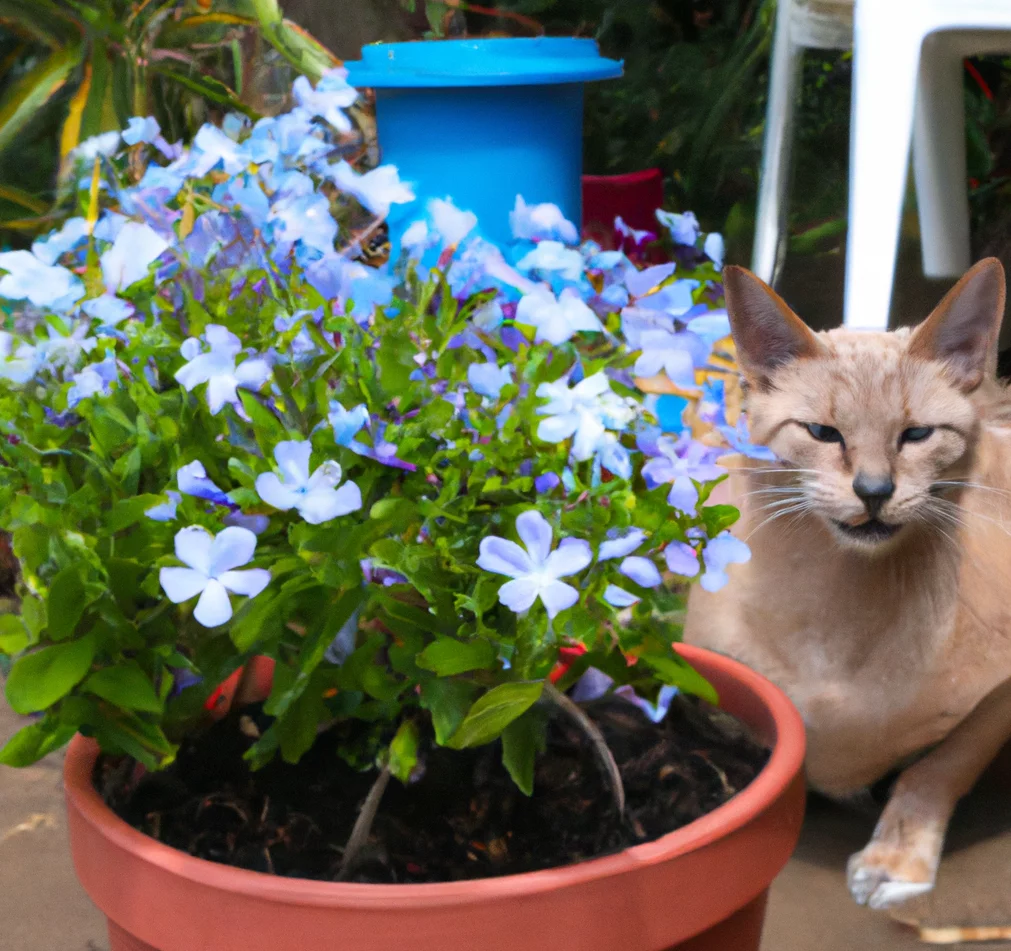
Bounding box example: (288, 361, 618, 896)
(753, 0, 1011, 331)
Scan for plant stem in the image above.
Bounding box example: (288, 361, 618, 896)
(337, 765, 391, 882)
(543, 681, 626, 817)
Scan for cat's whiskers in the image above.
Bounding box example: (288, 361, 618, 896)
(745, 498, 817, 541)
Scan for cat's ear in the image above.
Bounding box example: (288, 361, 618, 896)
(722, 266, 822, 389)
(909, 257, 1006, 392)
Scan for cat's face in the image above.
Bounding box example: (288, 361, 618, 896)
(724, 260, 1006, 552)
(746, 331, 979, 549)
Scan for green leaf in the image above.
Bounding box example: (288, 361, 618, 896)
(447, 681, 544, 749)
(701, 504, 740, 537)
(83, 665, 163, 713)
(46, 566, 86, 641)
(501, 712, 542, 796)
(276, 673, 328, 764)
(418, 678, 477, 745)
(0, 613, 29, 655)
(5, 635, 96, 714)
(641, 653, 719, 705)
(388, 719, 419, 783)
(0, 45, 81, 155)
(153, 67, 259, 120)
(0, 718, 76, 767)
(416, 637, 496, 676)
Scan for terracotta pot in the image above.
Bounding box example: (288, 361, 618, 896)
(64, 644, 806, 951)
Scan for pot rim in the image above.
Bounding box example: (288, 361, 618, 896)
(63, 643, 805, 909)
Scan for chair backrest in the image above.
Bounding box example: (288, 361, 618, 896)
(791, 0, 854, 49)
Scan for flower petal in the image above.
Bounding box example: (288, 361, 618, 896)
(193, 578, 233, 627)
(665, 542, 700, 577)
(667, 476, 699, 513)
(174, 526, 213, 574)
(159, 567, 207, 603)
(604, 584, 640, 608)
(497, 577, 540, 613)
(515, 510, 553, 566)
(539, 580, 579, 619)
(599, 529, 647, 562)
(297, 480, 362, 524)
(273, 439, 311, 487)
(219, 568, 271, 598)
(537, 412, 579, 444)
(255, 472, 301, 511)
(208, 525, 257, 575)
(544, 537, 592, 579)
(619, 556, 663, 588)
(477, 536, 534, 578)
(206, 373, 238, 414)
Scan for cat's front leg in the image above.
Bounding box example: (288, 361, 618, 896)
(847, 675, 1011, 909)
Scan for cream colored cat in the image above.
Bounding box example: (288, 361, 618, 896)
(685, 259, 1011, 910)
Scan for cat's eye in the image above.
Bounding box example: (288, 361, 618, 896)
(901, 426, 934, 445)
(805, 423, 844, 445)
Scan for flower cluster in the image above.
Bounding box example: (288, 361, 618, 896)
(0, 70, 763, 790)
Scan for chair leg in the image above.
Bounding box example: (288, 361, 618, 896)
(912, 34, 972, 279)
(751, 0, 803, 286)
(843, 6, 923, 329)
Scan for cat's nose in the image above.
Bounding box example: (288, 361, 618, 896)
(852, 473, 895, 518)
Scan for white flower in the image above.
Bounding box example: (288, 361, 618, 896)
(516, 240, 584, 282)
(37, 321, 97, 370)
(515, 286, 602, 345)
(633, 329, 698, 389)
(67, 355, 118, 407)
(159, 526, 270, 627)
(509, 196, 579, 244)
(174, 324, 271, 415)
(327, 161, 415, 217)
(0, 332, 39, 384)
(100, 222, 169, 292)
(145, 491, 181, 523)
(0, 250, 83, 312)
(477, 510, 591, 619)
(704, 232, 725, 269)
(429, 198, 477, 247)
(292, 68, 357, 133)
(536, 372, 636, 461)
(255, 440, 362, 524)
(467, 362, 513, 399)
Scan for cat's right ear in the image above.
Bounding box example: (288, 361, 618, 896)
(722, 266, 822, 390)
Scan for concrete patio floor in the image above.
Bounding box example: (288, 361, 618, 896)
(4, 695, 1011, 951)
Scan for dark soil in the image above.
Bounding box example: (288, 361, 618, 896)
(100, 693, 769, 884)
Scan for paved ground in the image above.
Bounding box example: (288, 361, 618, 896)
(4, 693, 1011, 951)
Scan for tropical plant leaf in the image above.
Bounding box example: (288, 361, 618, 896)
(59, 59, 91, 158)
(154, 66, 259, 119)
(0, 185, 46, 215)
(0, 45, 81, 156)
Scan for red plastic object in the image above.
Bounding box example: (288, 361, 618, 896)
(582, 168, 665, 260)
(204, 656, 276, 716)
(65, 644, 806, 951)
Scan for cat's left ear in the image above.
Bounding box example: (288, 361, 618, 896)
(909, 257, 1006, 392)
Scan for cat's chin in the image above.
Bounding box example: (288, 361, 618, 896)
(830, 518, 904, 550)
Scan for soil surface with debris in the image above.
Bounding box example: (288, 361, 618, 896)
(100, 693, 769, 884)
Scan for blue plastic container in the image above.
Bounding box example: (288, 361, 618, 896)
(344, 38, 623, 252)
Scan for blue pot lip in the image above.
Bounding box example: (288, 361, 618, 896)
(344, 37, 623, 88)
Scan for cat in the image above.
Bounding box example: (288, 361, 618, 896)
(684, 258, 1011, 910)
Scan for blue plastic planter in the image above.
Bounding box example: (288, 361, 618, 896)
(345, 38, 623, 252)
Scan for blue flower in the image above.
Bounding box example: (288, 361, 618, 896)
(67, 355, 118, 407)
(467, 362, 513, 399)
(703, 232, 725, 269)
(0, 251, 83, 311)
(700, 532, 750, 592)
(515, 286, 603, 346)
(255, 440, 362, 524)
(291, 67, 358, 133)
(177, 460, 230, 505)
(536, 372, 636, 461)
(633, 330, 699, 389)
(329, 401, 370, 447)
(599, 529, 646, 561)
(174, 325, 271, 416)
(509, 196, 579, 244)
(123, 116, 161, 146)
(686, 309, 732, 346)
(615, 216, 655, 247)
(159, 526, 270, 627)
(32, 217, 89, 266)
(188, 124, 249, 176)
(100, 222, 169, 292)
(429, 198, 478, 248)
(0, 332, 38, 384)
(477, 510, 591, 619)
(81, 294, 134, 327)
(269, 190, 337, 256)
(145, 491, 181, 523)
(718, 415, 777, 461)
(641, 435, 725, 512)
(665, 542, 700, 578)
(516, 240, 584, 283)
(656, 210, 700, 247)
(327, 161, 414, 217)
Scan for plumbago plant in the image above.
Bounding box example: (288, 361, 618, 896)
(0, 69, 755, 826)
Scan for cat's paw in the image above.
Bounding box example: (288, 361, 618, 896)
(847, 845, 935, 909)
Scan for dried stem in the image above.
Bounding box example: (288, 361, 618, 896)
(336, 765, 391, 882)
(543, 681, 626, 817)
